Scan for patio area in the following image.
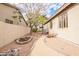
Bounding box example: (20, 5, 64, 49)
(0, 32, 42, 56)
(30, 35, 79, 56)
(0, 3, 79, 56)
(0, 30, 79, 56)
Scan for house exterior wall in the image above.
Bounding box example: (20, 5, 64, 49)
(44, 22, 50, 30)
(0, 4, 26, 26)
(0, 4, 29, 47)
(0, 21, 30, 47)
(46, 4, 79, 44)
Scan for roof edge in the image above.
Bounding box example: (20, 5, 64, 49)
(1, 3, 18, 10)
(43, 3, 77, 25)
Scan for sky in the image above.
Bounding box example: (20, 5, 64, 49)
(45, 3, 64, 18)
(16, 3, 64, 18)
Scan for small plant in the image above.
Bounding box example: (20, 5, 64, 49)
(12, 16, 17, 19)
(32, 28, 38, 32)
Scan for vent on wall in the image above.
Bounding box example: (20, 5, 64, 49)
(5, 19, 13, 24)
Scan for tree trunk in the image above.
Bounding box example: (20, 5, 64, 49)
(29, 22, 32, 35)
(42, 24, 43, 34)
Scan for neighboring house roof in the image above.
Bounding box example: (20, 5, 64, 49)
(43, 3, 77, 25)
(0, 3, 28, 25)
(1, 3, 18, 10)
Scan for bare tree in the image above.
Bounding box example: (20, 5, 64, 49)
(17, 3, 54, 34)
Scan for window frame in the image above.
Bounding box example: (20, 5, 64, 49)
(58, 11, 68, 28)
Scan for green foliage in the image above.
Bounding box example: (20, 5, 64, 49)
(12, 16, 17, 19)
(12, 11, 22, 20)
(27, 15, 47, 33)
(37, 29, 41, 32)
(38, 15, 46, 24)
(32, 28, 38, 32)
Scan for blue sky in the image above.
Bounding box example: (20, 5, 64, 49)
(45, 3, 64, 18)
(16, 3, 64, 18)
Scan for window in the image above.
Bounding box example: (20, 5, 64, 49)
(5, 19, 13, 24)
(58, 11, 68, 28)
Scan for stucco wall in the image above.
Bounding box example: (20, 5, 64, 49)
(0, 21, 30, 47)
(50, 4, 79, 44)
(0, 4, 26, 26)
(0, 4, 16, 22)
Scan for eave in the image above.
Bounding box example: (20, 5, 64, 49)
(43, 3, 77, 25)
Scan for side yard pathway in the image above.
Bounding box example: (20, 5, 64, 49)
(0, 32, 42, 56)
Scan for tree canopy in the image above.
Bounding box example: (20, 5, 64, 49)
(17, 3, 52, 32)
